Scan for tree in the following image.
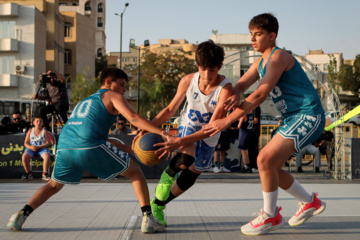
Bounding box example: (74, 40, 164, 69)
(135, 50, 197, 115)
(95, 56, 108, 78)
(327, 54, 339, 93)
(338, 54, 360, 95)
(70, 67, 100, 106)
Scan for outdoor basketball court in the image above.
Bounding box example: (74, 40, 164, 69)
(1, 174, 359, 240)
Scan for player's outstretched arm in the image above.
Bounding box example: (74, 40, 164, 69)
(223, 60, 260, 111)
(154, 81, 233, 155)
(151, 74, 192, 127)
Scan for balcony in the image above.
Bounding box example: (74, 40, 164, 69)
(0, 39, 18, 52)
(0, 3, 19, 17)
(0, 74, 18, 87)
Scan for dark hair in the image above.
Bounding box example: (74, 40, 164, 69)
(249, 13, 278, 36)
(1, 117, 11, 125)
(195, 40, 224, 68)
(99, 67, 128, 86)
(117, 115, 126, 122)
(12, 111, 21, 116)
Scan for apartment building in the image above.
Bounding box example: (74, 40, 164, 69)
(59, 0, 106, 80)
(0, 0, 65, 118)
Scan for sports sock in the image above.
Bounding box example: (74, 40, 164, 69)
(220, 162, 224, 167)
(141, 205, 151, 213)
(22, 204, 33, 216)
(214, 162, 219, 167)
(284, 179, 312, 203)
(155, 192, 176, 206)
(262, 189, 278, 217)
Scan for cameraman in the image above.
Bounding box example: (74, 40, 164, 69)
(35, 71, 69, 132)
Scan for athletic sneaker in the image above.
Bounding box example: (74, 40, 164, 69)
(7, 210, 27, 231)
(220, 166, 231, 173)
(150, 198, 167, 227)
(141, 211, 166, 233)
(155, 169, 175, 201)
(213, 166, 221, 173)
(288, 192, 326, 226)
(42, 173, 51, 181)
(241, 206, 285, 235)
(21, 173, 33, 180)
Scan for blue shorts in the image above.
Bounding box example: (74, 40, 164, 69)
(53, 141, 130, 184)
(238, 128, 252, 150)
(24, 148, 50, 157)
(178, 126, 215, 171)
(277, 114, 325, 156)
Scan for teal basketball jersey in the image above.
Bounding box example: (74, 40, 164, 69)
(259, 47, 324, 118)
(57, 89, 117, 150)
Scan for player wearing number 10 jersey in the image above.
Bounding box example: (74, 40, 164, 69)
(141, 40, 233, 227)
(7, 67, 168, 233)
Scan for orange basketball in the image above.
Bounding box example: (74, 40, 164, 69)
(133, 133, 166, 166)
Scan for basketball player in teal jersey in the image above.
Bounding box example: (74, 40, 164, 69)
(7, 67, 167, 233)
(137, 40, 233, 227)
(202, 13, 326, 235)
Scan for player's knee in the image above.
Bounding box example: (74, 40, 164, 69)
(257, 153, 271, 170)
(176, 168, 200, 191)
(168, 153, 195, 176)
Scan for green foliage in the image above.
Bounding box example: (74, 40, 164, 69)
(338, 54, 360, 95)
(95, 56, 108, 78)
(137, 50, 197, 115)
(70, 67, 100, 106)
(327, 54, 339, 93)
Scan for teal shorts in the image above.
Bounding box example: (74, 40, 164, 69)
(53, 141, 130, 184)
(277, 114, 325, 156)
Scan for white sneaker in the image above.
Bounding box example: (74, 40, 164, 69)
(213, 166, 221, 173)
(220, 166, 231, 173)
(7, 210, 27, 231)
(141, 212, 166, 233)
(241, 206, 285, 235)
(288, 192, 326, 226)
(251, 168, 259, 173)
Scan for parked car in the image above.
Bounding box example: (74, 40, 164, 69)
(325, 111, 360, 126)
(260, 114, 278, 125)
(348, 114, 360, 126)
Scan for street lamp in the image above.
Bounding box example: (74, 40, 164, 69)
(130, 39, 149, 113)
(115, 3, 129, 69)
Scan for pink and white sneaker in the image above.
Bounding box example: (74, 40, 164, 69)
(241, 206, 285, 235)
(288, 192, 326, 226)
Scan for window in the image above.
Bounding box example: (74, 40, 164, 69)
(98, 3, 103, 12)
(218, 65, 233, 78)
(97, 18, 103, 27)
(97, 48, 102, 57)
(0, 56, 15, 74)
(0, 21, 15, 39)
(64, 23, 71, 37)
(85, 1, 91, 11)
(65, 49, 72, 65)
(323, 63, 328, 72)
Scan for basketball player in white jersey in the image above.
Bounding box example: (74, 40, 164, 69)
(143, 40, 233, 227)
(21, 116, 51, 181)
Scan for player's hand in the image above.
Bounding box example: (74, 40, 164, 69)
(131, 129, 146, 151)
(154, 136, 179, 160)
(223, 94, 241, 111)
(202, 118, 230, 136)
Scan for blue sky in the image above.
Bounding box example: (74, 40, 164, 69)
(105, 0, 360, 60)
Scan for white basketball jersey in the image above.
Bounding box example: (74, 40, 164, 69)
(30, 128, 46, 146)
(178, 72, 231, 147)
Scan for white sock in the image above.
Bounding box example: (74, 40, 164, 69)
(262, 189, 278, 217)
(285, 179, 312, 203)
